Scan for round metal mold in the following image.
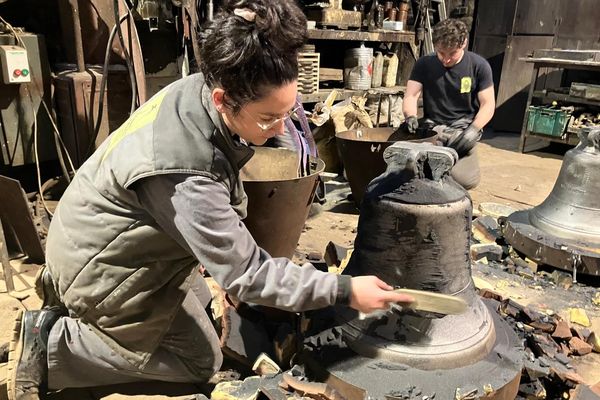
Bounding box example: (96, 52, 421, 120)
(304, 304, 523, 400)
(241, 147, 325, 258)
(335, 128, 436, 206)
(504, 210, 600, 276)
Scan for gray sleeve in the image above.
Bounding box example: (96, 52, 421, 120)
(133, 174, 351, 311)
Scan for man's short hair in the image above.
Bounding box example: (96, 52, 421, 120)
(432, 19, 469, 49)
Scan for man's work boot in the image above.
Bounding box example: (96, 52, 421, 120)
(7, 308, 63, 400)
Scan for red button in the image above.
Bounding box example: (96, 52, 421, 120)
(13, 69, 22, 77)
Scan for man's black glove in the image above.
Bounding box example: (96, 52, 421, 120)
(405, 115, 419, 134)
(446, 124, 482, 157)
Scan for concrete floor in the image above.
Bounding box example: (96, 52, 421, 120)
(1, 131, 599, 399)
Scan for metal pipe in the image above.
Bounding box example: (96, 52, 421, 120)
(69, 0, 86, 72)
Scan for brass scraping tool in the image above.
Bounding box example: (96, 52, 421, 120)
(395, 288, 468, 315)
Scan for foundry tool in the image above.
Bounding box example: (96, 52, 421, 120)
(504, 127, 600, 276)
(395, 288, 468, 315)
(240, 147, 324, 259)
(304, 142, 523, 400)
(358, 288, 468, 320)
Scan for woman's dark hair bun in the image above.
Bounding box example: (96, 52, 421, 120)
(224, 0, 307, 53)
(198, 0, 307, 111)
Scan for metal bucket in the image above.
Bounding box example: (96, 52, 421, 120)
(336, 127, 436, 206)
(241, 147, 325, 258)
(344, 46, 373, 90)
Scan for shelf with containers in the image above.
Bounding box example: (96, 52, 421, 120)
(299, 30, 417, 125)
(300, 34, 416, 94)
(519, 50, 600, 152)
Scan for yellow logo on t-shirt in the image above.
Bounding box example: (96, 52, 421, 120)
(461, 77, 472, 93)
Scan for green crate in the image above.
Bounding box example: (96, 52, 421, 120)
(526, 106, 570, 137)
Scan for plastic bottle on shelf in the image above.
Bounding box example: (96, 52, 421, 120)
(372, 51, 384, 88)
(382, 53, 399, 87)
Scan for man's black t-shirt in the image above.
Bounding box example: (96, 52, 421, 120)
(409, 51, 493, 125)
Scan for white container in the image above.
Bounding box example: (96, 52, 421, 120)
(371, 52, 384, 88)
(344, 44, 373, 90)
(382, 53, 399, 87)
(382, 20, 404, 31)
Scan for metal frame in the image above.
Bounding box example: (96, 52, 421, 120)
(519, 56, 600, 153)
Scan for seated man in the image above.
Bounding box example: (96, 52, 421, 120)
(400, 18, 495, 189)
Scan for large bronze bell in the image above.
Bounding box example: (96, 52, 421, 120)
(529, 128, 600, 243)
(304, 142, 523, 400)
(340, 142, 497, 370)
(505, 128, 600, 275)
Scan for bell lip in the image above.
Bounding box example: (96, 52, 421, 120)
(336, 297, 497, 370)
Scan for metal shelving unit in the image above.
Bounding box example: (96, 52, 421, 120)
(301, 28, 417, 105)
(519, 50, 600, 152)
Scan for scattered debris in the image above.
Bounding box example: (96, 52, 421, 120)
(454, 387, 478, 400)
(588, 332, 600, 352)
(470, 243, 503, 262)
(569, 337, 593, 356)
(478, 202, 517, 219)
(570, 384, 600, 400)
(211, 376, 262, 400)
(472, 216, 501, 244)
(307, 251, 328, 272)
(218, 293, 276, 366)
(551, 270, 574, 290)
(552, 320, 573, 340)
(519, 379, 546, 400)
(281, 371, 344, 400)
(252, 353, 281, 376)
(386, 385, 430, 400)
(570, 308, 591, 327)
(593, 291, 600, 307)
(324, 241, 349, 268)
(477, 277, 599, 399)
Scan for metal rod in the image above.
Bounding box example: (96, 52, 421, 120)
(69, 0, 86, 72)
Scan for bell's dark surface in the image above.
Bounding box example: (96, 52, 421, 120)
(340, 142, 496, 369)
(303, 142, 522, 400)
(505, 128, 600, 275)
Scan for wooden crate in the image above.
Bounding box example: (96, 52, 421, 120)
(298, 52, 320, 95)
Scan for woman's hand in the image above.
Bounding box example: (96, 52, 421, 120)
(349, 276, 414, 314)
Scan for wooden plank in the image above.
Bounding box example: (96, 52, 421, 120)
(319, 68, 343, 82)
(532, 91, 600, 107)
(307, 28, 415, 43)
(0, 220, 15, 292)
(306, 9, 362, 29)
(300, 86, 406, 103)
(0, 176, 45, 263)
(521, 58, 600, 70)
